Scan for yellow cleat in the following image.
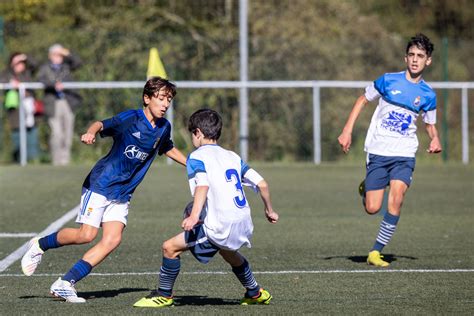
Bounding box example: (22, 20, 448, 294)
(240, 288, 272, 305)
(367, 250, 390, 267)
(133, 291, 174, 308)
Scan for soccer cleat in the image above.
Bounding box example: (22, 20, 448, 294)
(133, 291, 174, 308)
(367, 250, 390, 267)
(240, 288, 272, 305)
(50, 278, 86, 303)
(21, 237, 44, 276)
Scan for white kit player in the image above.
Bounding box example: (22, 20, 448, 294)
(134, 108, 279, 308)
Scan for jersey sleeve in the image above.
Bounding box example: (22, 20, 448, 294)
(186, 157, 209, 195)
(100, 109, 135, 138)
(422, 109, 437, 124)
(241, 160, 263, 193)
(365, 74, 385, 102)
(157, 125, 174, 155)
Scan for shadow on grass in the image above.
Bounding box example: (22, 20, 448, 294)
(323, 254, 417, 264)
(174, 295, 237, 306)
(19, 287, 148, 300)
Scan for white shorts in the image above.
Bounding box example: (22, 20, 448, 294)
(76, 188, 129, 228)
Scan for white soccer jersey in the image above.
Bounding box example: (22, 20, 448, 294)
(363, 71, 437, 157)
(186, 144, 263, 251)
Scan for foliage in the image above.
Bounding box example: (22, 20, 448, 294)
(0, 0, 472, 163)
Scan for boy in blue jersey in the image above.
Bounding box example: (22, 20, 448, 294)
(338, 34, 442, 267)
(21, 77, 187, 302)
(133, 109, 279, 308)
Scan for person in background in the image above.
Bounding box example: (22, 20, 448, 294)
(37, 44, 82, 166)
(1, 52, 41, 162)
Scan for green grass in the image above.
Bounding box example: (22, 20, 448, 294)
(0, 163, 473, 315)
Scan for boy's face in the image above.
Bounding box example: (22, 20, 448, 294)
(143, 87, 173, 119)
(191, 129, 202, 148)
(405, 45, 432, 78)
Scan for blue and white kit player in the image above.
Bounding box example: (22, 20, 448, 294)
(21, 77, 186, 303)
(338, 34, 442, 267)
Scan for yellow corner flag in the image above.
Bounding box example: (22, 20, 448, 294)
(147, 47, 167, 79)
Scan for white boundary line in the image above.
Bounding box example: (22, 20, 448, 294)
(1, 269, 473, 277)
(0, 233, 38, 238)
(0, 205, 80, 273)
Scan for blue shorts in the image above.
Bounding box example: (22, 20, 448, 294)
(185, 224, 219, 264)
(365, 154, 416, 191)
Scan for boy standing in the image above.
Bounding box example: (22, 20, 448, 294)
(21, 77, 187, 302)
(133, 109, 279, 308)
(338, 34, 442, 267)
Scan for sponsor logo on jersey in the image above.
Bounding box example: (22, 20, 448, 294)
(413, 96, 421, 107)
(132, 131, 141, 139)
(124, 145, 149, 161)
(381, 111, 412, 136)
(390, 90, 402, 95)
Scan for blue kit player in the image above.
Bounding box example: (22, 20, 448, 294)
(338, 34, 442, 267)
(21, 77, 187, 302)
(133, 109, 279, 308)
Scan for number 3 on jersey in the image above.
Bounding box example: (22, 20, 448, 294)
(225, 169, 247, 208)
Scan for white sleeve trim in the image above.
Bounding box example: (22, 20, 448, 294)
(242, 168, 263, 193)
(422, 109, 437, 124)
(364, 83, 381, 102)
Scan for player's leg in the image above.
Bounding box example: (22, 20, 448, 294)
(134, 232, 188, 308)
(362, 154, 390, 215)
(220, 250, 272, 305)
(368, 157, 414, 267)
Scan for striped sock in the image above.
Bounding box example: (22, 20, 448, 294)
(62, 259, 92, 284)
(158, 257, 181, 297)
(232, 259, 260, 297)
(372, 212, 400, 252)
(38, 232, 61, 251)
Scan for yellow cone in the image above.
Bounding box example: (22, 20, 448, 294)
(147, 47, 167, 79)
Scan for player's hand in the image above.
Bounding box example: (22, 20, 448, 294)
(182, 215, 199, 231)
(337, 131, 352, 154)
(265, 209, 279, 224)
(427, 137, 442, 154)
(81, 133, 96, 145)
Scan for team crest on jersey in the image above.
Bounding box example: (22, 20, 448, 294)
(87, 207, 93, 216)
(124, 145, 149, 161)
(381, 111, 412, 136)
(413, 96, 421, 107)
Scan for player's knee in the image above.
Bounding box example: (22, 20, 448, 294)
(77, 230, 98, 244)
(365, 200, 381, 215)
(103, 234, 122, 249)
(162, 240, 178, 258)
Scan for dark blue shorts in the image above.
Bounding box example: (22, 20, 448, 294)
(185, 224, 219, 264)
(365, 154, 416, 191)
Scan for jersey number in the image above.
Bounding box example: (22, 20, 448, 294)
(225, 169, 247, 208)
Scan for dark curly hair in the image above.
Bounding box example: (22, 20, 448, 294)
(406, 33, 434, 57)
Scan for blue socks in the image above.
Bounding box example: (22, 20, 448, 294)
(373, 212, 400, 252)
(38, 232, 61, 252)
(63, 259, 92, 284)
(232, 259, 260, 297)
(158, 257, 181, 297)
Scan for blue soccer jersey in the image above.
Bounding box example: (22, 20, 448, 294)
(364, 71, 437, 157)
(83, 109, 174, 202)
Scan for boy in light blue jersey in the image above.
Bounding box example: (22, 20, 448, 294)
(21, 77, 187, 302)
(338, 34, 442, 267)
(133, 109, 279, 308)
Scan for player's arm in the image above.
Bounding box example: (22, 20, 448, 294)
(182, 185, 208, 231)
(256, 179, 279, 224)
(165, 147, 187, 166)
(337, 95, 369, 154)
(425, 123, 442, 153)
(81, 121, 103, 145)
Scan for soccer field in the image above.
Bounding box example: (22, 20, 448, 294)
(0, 163, 473, 314)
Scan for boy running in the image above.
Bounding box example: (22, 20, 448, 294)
(21, 77, 187, 302)
(338, 33, 442, 267)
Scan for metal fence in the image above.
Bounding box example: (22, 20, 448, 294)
(1, 80, 472, 166)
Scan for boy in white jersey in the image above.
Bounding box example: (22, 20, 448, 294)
(338, 34, 442, 267)
(20, 77, 187, 302)
(134, 109, 279, 308)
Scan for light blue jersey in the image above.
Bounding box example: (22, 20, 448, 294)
(364, 71, 437, 157)
(83, 109, 174, 202)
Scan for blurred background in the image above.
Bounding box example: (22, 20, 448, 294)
(0, 0, 472, 164)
